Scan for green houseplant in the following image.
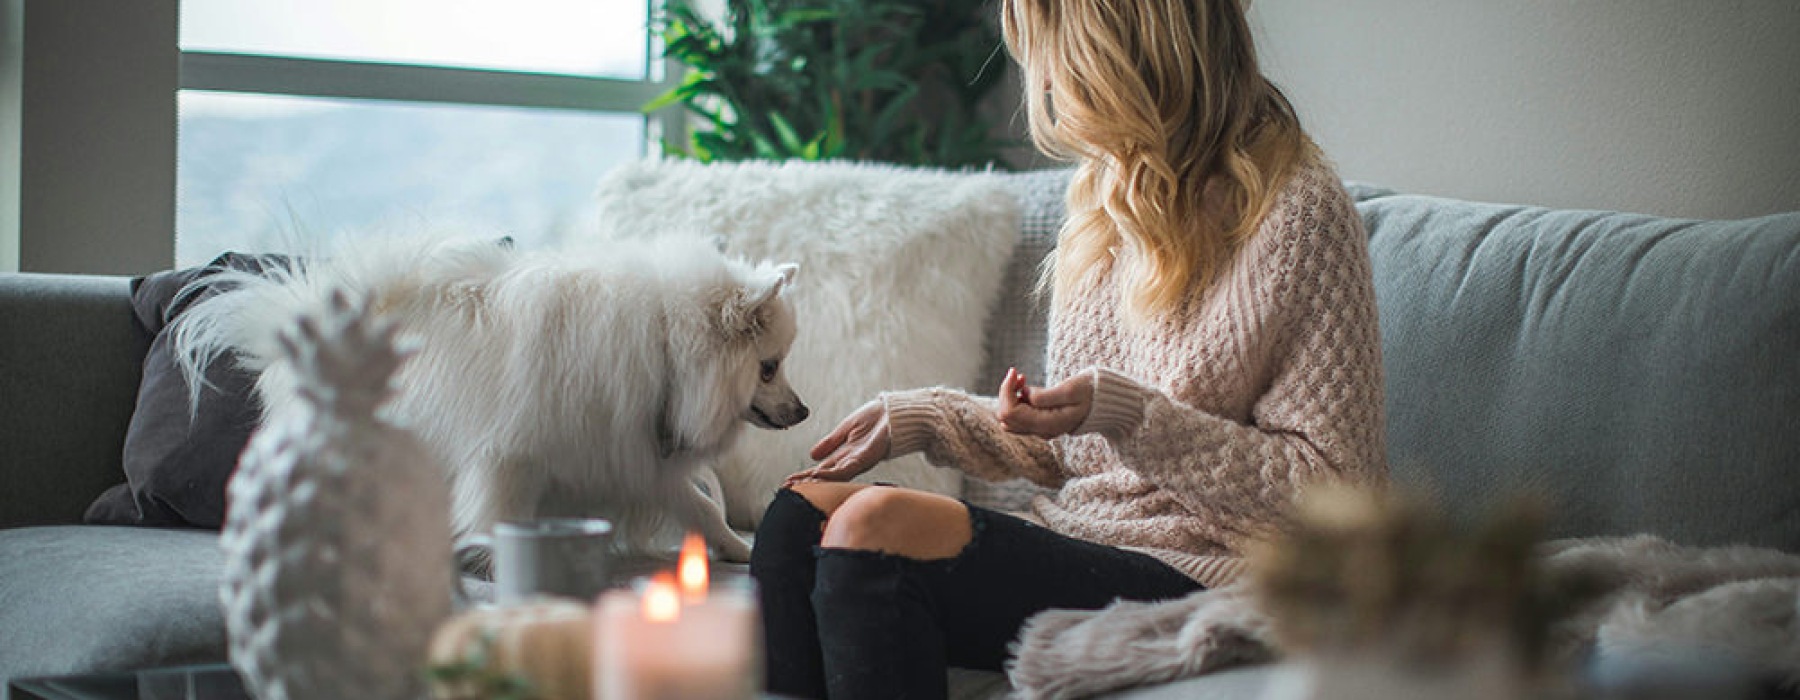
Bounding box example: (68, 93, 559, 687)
(646, 0, 1014, 169)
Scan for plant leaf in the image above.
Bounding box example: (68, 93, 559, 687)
(749, 130, 783, 159)
(776, 8, 836, 27)
(766, 111, 807, 155)
(871, 82, 920, 143)
(647, 0, 1011, 170)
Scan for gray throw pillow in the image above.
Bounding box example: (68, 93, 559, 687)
(84, 253, 289, 529)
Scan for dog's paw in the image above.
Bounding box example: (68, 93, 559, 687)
(712, 532, 753, 563)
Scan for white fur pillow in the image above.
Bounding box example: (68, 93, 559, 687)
(579, 160, 1020, 529)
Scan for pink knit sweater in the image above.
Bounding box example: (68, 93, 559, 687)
(882, 157, 1387, 588)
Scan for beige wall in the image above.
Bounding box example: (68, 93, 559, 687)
(993, 1, 1800, 219)
(1, 0, 21, 272)
(9, 3, 1796, 273)
(1248, 0, 1800, 219)
(12, 0, 178, 274)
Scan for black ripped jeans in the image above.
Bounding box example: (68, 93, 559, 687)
(750, 487, 1204, 700)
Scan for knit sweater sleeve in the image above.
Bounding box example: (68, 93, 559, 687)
(1075, 172, 1388, 537)
(880, 387, 1067, 489)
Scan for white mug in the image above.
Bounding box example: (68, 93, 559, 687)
(458, 518, 614, 605)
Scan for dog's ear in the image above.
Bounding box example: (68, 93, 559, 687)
(720, 263, 798, 335)
(748, 262, 799, 305)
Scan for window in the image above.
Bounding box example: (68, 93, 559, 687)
(176, 0, 675, 266)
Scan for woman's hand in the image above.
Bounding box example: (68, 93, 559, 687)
(997, 367, 1093, 439)
(785, 400, 891, 486)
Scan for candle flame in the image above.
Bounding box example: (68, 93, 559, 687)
(643, 573, 681, 623)
(679, 532, 709, 601)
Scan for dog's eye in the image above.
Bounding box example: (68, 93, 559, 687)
(760, 360, 779, 383)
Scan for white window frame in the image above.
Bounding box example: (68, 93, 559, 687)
(5, 0, 687, 274)
(175, 1, 686, 251)
(178, 9, 685, 140)
(182, 51, 678, 120)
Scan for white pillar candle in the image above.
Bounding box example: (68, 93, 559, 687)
(593, 535, 760, 700)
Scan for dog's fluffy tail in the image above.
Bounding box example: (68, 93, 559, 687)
(170, 262, 321, 416)
(169, 235, 514, 415)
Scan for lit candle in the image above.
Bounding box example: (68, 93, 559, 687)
(678, 533, 709, 605)
(594, 534, 760, 700)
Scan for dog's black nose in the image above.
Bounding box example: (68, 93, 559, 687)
(794, 405, 810, 423)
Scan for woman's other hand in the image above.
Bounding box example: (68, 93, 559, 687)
(786, 400, 891, 486)
(997, 367, 1093, 439)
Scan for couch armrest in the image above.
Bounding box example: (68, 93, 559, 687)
(0, 273, 147, 528)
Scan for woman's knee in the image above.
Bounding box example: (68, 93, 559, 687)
(751, 482, 872, 560)
(820, 487, 972, 560)
(784, 481, 868, 517)
(752, 487, 831, 560)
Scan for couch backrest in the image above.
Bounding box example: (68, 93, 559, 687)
(980, 171, 1800, 551)
(1364, 194, 1800, 550)
(0, 273, 148, 528)
(962, 170, 1066, 511)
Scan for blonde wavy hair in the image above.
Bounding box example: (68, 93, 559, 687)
(1002, 0, 1315, 322)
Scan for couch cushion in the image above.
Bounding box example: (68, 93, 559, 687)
(941, 666, 1273, 700)
(1363, 196, 1800, 549)
(0, 275, 146, 528)
(1101, 665, 1271, 699)
(962, 169, 1070, 512)
(0, 526, 225, 689)
(85, 253, 290, 529)
(945, 662, 1272, 699)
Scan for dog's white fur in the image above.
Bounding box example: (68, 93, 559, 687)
(173, 234, 807, 562)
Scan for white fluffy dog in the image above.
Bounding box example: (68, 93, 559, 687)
(174, 234, 808, 562)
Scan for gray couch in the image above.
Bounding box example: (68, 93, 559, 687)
(3, 170, 1797, 698)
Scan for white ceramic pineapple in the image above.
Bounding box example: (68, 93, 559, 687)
(219, 291, 454, 700)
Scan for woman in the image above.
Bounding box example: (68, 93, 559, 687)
(750, 1, 1387, 698)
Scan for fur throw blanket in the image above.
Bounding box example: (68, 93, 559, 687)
(1006, 535, 1800, 699)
